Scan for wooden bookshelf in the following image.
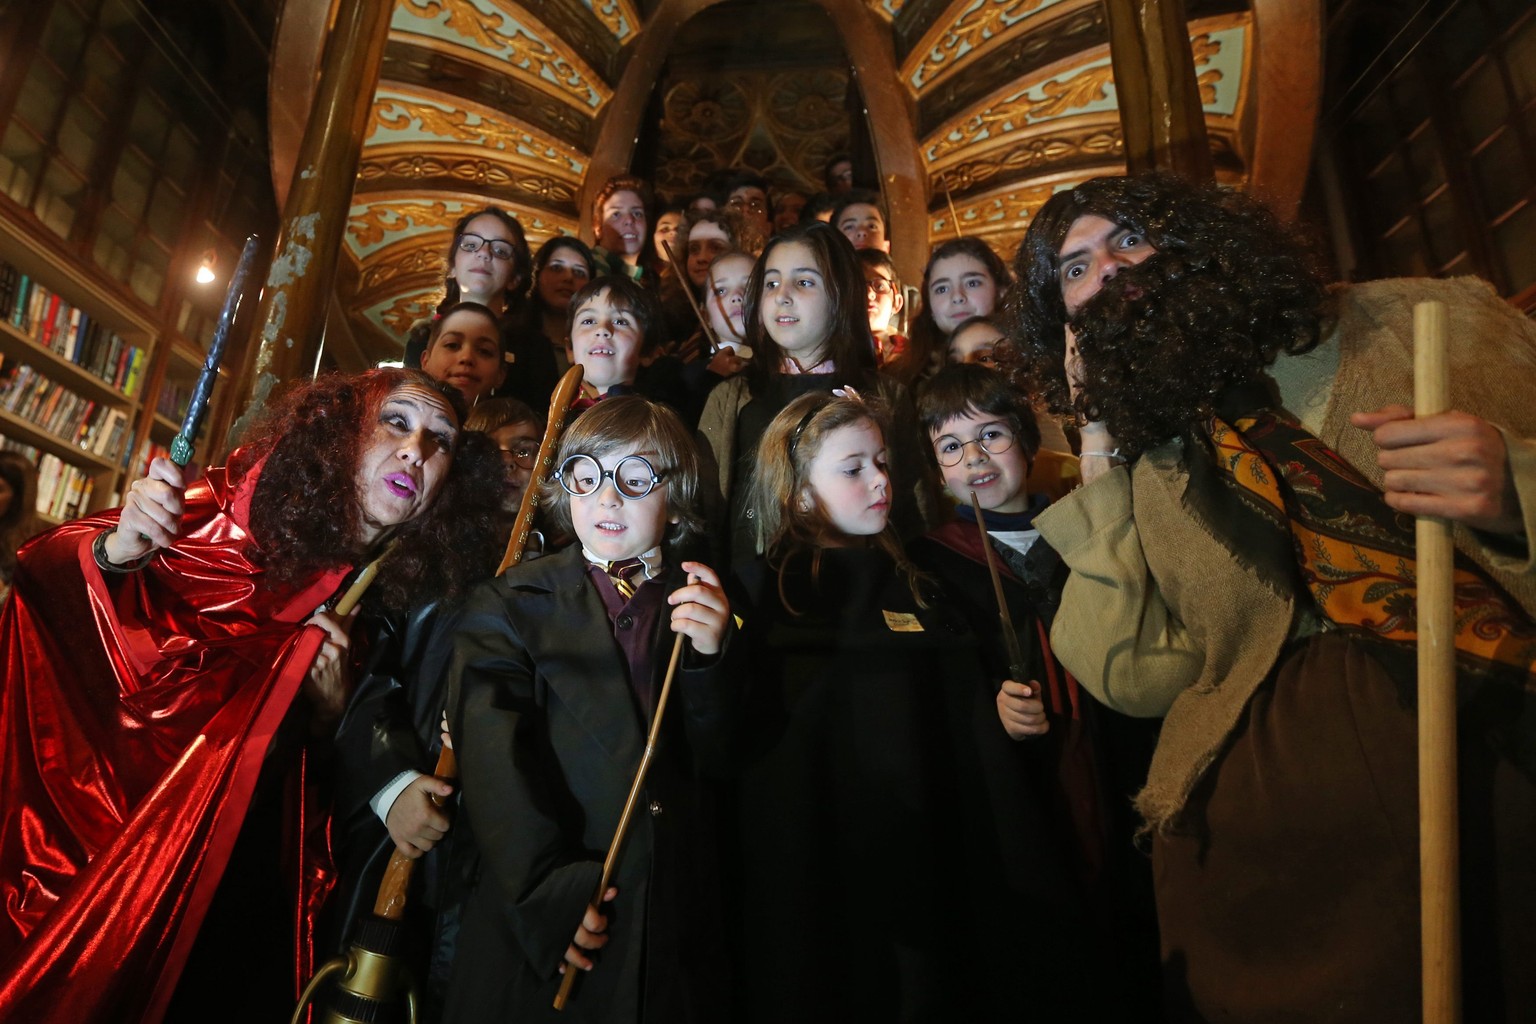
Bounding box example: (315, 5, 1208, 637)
(0, 215, 159, 519)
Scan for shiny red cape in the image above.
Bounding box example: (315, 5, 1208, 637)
(0, 460, 349, 1023)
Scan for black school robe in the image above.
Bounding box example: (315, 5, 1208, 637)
(730, 546, 1100, 1023)
(441, 545, 737, 1023)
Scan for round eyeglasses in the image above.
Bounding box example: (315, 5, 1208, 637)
(557, 454, 664, 499)
(458, 233, 517, 261)
(932, 426, 1015, 467)
(499, 443, 539, 470)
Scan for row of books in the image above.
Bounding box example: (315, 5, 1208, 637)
(0, 359, 131, 461)
(35, 453, 96, 521)
(156, 380, 192, 422)
(0, 438, 99, 521)
(0, 261, 148, 396)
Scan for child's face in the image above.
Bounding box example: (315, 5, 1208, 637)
(762, 240, 834, 362)
(685, 222, 731, 288)
(451, 213, 521, 302)
(653, 211, 683, 255)
(597, 190, 647, 258)
(570, 288, 644, 390)
(836, 203, 888, 252)
(947, 321, 1004, 369)
(774, 193, 807, 233)
(537, 246, 591, 313)
(489, 419, 540, 510)
(565, 447, 676, 561)
(805, 419, 891, 539)
(928, 254, 999, 334)
(420, 308, 505, 403)
(862, 263, 902, 334)
(707, 253, 754, 344)
(930, 408, 1031, 514)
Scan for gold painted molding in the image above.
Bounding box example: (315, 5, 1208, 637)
(366, 95, 586, 180)
(396, 0, 613, 110)
(903, 0, 1092, 93)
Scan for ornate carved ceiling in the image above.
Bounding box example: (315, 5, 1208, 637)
(270, 0, 1318, 365)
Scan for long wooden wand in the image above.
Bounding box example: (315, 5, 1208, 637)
(969, 489, 1031, 681)
(1414, 300, 1461, 1024)
(554, 629, 686, 1011)
(660, 238, 722, 357)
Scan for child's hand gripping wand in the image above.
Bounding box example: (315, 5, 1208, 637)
(969, 490, 1032, 681)
(660, 239, 723, 357)
(290, 364, 586, 1024)
(554, 626, 688, 1011)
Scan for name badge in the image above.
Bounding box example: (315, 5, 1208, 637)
(882, 610, 924, 633)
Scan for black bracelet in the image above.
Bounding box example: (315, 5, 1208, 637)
(93, 531, 154, 573)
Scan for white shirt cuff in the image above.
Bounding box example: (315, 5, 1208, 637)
(370, 769, 423, 826)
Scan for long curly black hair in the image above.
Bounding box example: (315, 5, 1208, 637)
(1003, 173, 1326, 456)
(232, 368, 504, 613)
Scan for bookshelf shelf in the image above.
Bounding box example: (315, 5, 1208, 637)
(0, 406, 116, 471)
(0, 320, 135, 409)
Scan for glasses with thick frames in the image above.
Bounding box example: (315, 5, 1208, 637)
(932, 426, 1016, 467)
(458, 233, 517, 261)
(499, 443, 539, 469)
(557, 454, 664, 499)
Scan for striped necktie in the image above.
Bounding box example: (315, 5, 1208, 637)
(607, 558, 646, 601)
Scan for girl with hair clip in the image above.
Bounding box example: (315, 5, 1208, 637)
(404, 207, 532, 371)
(730, 389, 1080, 1023)
(695, 221, 933, 571)
(888, 237, 1013, 388)
(506, 235, 596, 414)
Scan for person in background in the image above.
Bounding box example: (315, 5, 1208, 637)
(831, 189, 889, 253)
(723, 170, 774, 243)
(466, 396, 542, 515)
(947, 314, 1074, 455)
(772, 191, 807, 234)
(404, 207, 531, 370)
(591, 176, 654, 285)
(653, 203, 685, 259)
(0, 450, 40, 606)
(857, 248, 906, 366)
(419, 301, 508, 406)
(506, 236, 597, 415)
(823, 153, 854, 195)
(890, 238, 1013, 388)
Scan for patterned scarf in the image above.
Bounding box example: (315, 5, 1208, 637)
(1207, 406, 1536, 686)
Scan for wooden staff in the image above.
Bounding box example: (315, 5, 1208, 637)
(969, 490, 1030, 681)
(1414, 300, 1460, 1024)
(373, 364, 586, 921)
(660, 238, 722, 357)
(554, 631, 687, 1011)
(944, 186, 964, 240)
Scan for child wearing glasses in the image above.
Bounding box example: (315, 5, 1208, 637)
(906, 363, 1164, 1016)
(441, 397, 738, 1023)
(404, 207, 531, 372)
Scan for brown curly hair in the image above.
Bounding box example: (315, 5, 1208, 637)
(1003, 172, 1325, 456)
(233, 368, 504, 613)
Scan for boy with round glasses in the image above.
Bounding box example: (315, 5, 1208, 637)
(441, 396, 738, 1022)
(908, 363, 1163, 1016)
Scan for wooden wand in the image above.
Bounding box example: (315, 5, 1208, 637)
(1414, 300, 1461, 1024)
(969, 489, 1031, 681)
(660, 238, 722, 357)
(554, 629, 687, 1011)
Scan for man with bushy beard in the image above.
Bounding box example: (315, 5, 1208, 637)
(1005, 172, 1536, 1022)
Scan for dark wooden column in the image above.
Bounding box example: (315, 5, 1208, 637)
(228, 0, 391, 440)
(1103, 0, 1214, 181)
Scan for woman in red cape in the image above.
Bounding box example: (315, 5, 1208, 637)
(0, 369, 503, 1023)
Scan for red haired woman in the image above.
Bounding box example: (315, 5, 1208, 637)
(0, 368, 503, 1024)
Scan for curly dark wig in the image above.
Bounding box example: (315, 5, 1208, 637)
(1002, 173, 1326, 456)
(233, 368, 505, 613)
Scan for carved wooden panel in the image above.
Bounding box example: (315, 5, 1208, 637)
(652, 67, 852, 198)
